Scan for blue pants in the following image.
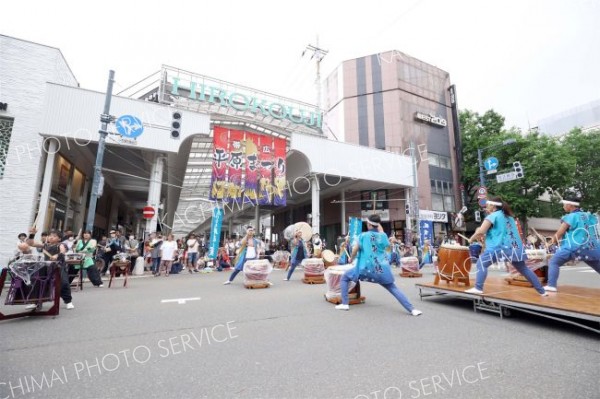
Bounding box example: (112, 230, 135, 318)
(339, 271, 414, 313)
(187, 252, 198, 267)
(151, 257, 161, 274)
(286, 260, 302, 280)
(475, 250, 544, 294)
(547, 247, 600, 287)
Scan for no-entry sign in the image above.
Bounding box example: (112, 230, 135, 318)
(143, 206, 155, 219)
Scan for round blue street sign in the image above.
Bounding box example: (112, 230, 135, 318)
(478, 198, 487, 207)
(116, 115, 144, 138)
(484, 157, 499, 171)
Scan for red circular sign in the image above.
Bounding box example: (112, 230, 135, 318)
(142, 206, 155, 219)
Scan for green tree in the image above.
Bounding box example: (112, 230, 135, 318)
(562, 128, 600, 212)
(459, 109, 576, 226)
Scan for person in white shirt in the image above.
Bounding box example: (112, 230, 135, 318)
(157, 234, 178, 277)
(186, 233, 200, 274)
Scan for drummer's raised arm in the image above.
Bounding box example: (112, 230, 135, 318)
(470, 220, 492, 243)
(26, 227, 44, 248)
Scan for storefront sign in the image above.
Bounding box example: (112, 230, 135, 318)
(419, 210, 448, 223)
(361, 209, 390, 222)
(414, 112, 447, 127)
(0, 102, 7, 111)
(170, 76, 322, 128)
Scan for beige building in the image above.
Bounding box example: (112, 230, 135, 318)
(315, 50, 464, 242)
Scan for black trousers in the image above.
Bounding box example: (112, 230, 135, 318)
(60, 266, 72, 304)
(85, 266, 103, 286)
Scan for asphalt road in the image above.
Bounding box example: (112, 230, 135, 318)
(1, 264, 599, 399)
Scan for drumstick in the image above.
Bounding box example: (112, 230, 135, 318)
(530, 227, 549, 251)
(31, 213, 40, 230)
(457, 233, 471, 243)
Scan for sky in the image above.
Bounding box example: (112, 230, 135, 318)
(2, 0, 599, 131)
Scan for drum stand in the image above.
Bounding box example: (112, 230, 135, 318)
(324, 282, 366, 305)
(505, 266, 548, 287)
(67, 262, 84, 291)
(302, 275, 325, 284)
(0, 268, 61, 321)
(433, 267, 471, 287)
(108, 261, 130, 288)
(244, 281, 271, 289)
(400, 270, 422, 278)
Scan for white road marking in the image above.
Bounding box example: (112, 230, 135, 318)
(563, 267, 593, 272)
(161, 297, 201, 304)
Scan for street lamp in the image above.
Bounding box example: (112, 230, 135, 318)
(477, 138, 517, 188)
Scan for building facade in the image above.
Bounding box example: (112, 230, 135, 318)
(0, 35, 79, 261)
(322, 50, 463, 242)
(536, 98, 600, 137)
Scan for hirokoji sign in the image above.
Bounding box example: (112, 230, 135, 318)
(170, 76, 322, 128)
(414, 112, 447, 127)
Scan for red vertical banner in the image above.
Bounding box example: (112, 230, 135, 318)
(273, 137, 287, 206)
(209, 126, 229, 201)
(258, 135, 274, 205)
(226, 129, 245, 204)
(243, 132, 260, 204)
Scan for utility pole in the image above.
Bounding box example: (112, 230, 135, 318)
(410, 141, 420, 245)
(85, 70, 115, 232)
(302, 37, 328, 110)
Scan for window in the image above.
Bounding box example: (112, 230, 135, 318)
(432, 194, 444, 211)
(444, 195, 455, 212)
(430, 179, 456, 212)
(427, 153, 451, 169)
(0, 117, 15, 179)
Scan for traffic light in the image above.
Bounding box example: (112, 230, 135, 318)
(513, 161, 524, 178)
(171, 111, 182, 139)
(405, 203, 410, 215)
(474, 211, 481, 222)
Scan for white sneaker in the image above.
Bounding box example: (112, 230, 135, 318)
(223, 281, 231, 285)
(283, 278, 289, 281)
(65, 302, 75, 310)
(411, 309, 423, 316)
(543, 286, 557, 292)
(25, 304, 37, 310)
(97, 284, 104, 288)
(465, 287, 483, 295)
(540, 292, 549, 297)
(335, 304, 349, 311)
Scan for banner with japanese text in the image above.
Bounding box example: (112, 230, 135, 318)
(208, 207, 224, 259)
(226, 129, 244, 204)
(348, 217, 363, 248)
(243, 133, 260, 204)
(419, 220, 433, 246)
(209, 126, 229, 201)
(273, 137, 287, 206)
(258, 135, 274, 205)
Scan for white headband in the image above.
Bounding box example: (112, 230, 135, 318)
(366, 219, 380, 227)
(487, 200, 503, 207)
(561, 200, 580, 207)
